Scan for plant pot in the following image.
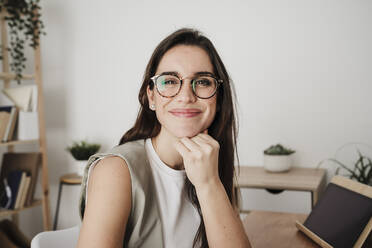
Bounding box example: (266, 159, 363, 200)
(263, 154, 292, 172)
(75, 160, 88, 176)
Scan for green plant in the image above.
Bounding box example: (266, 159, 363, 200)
(317, 143, 372, 186)
(264, 143, 295, 155)
(66, 140, 101, 161)
(0, 0, 46, 83)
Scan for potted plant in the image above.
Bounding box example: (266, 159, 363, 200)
(66, 140, 101, 176)
(0, 0, 46, 83)
(317, 143, 372, 186)
(263, 143, 296, 172)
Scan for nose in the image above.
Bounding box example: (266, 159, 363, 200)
(175, 79, 197, 103)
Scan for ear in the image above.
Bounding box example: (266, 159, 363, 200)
(147, 85, 155, 106)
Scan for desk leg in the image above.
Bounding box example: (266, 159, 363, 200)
(53, 182, 63, 230)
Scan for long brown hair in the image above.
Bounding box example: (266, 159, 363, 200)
(119, 28, 239, 248)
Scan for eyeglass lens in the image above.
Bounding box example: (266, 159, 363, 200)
(155, 75, 217, 98)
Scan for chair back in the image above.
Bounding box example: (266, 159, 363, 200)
(31, 225, 80, 248)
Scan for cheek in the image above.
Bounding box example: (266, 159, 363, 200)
(205, 100, 217, 123)
(154, 96, 170, 117)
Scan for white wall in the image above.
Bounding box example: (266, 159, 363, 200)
(2, 0, 371, 238)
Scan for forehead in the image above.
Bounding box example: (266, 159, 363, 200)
(156, 45, 214, 75)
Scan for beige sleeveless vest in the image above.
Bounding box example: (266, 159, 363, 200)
(78, 139, 164, 247)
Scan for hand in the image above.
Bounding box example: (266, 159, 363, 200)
(174, 130, 220, 189)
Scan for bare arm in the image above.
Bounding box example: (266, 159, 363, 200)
(174, 132, 251, 248)
(76, 156, 132, 248)
(196, 180, 251, 248)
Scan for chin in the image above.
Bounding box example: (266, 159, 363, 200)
(172, 128, 202, 138)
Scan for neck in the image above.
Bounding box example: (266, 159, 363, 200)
(152, 128, 184, 170)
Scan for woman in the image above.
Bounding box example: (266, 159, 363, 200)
(77, 28, 251, 248)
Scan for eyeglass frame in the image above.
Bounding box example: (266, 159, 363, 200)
(150, 72, 223, 99)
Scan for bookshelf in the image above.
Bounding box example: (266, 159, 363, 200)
(0, 73, 36, 80)
(0, 199, 42, 218)
(0, 139, 39, 147)
(0, 8, 51, 231)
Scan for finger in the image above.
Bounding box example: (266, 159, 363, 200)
(191, 136, 208, 148)
(174, 140, 191, 158)
(197, 132, 213, 143)
(196, 133, 219, 148)
(191, 136, 213, 152)
(179, 137, 200, 152)
(203, 129, 208, 134)
(197, 133, 210, 141)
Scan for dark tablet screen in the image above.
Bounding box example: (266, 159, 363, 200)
(304, 183, 372, 248)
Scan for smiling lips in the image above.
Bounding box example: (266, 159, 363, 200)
(169, 108, 202, 118)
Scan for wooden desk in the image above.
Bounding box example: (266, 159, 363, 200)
(243, 211, 372, 248)
(243, 211, 319, 248)
(236, 166, 326, 212)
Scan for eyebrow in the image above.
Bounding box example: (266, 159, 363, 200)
(159, 71, 215, 77)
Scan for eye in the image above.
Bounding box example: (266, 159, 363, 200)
(157, 75, 180, 87)
(194, 78, 212, 87)
(162, 79, 178, 85)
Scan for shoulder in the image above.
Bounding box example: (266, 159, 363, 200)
(88, 139, 148, 174)
(79, 139, 151, 218)
(108, 139, 151, 176)
(87, 138, 148, 189)
(77, 156, 132, 247)
(92, 156, 130, 179)
(82, 156, 132, 214)
(87, 157, 131, 200)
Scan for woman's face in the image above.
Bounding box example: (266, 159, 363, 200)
(147, 45, 217, 138)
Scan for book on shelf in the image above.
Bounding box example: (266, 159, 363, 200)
(0, 175, 11, 209)
(0, 91, 16, 142)
(0, 152, 41, 208)
(0, 106, 12, 141)
(6, 170, 24, 209)
(0, 105, 18, 142)
(0, 111, 10, 141)
(14, 171, 29, 209)
(1, 85, 39, 142)
(0, 170, 30, 210)
(19, 175, 31, 208)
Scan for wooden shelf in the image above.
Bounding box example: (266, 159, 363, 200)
(236, 166, 326, 192)
(0, 139, 39, 147)
(0, 7, 51, 230)
(0, 72, 35, 80)
(235, 166, 327, 209)
(0, 199, 42, 217)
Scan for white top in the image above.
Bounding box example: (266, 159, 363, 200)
(85, 139, 201, 247)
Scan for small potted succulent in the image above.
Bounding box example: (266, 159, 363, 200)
(66, 140, 101, 176)
(263, 143, 296, 172)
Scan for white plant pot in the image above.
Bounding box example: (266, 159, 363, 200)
(75, 160, 88, 176)
(263, 154, 292, 172)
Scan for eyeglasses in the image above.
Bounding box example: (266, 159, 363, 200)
(150, 73, 223, 99)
